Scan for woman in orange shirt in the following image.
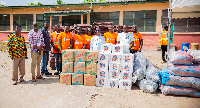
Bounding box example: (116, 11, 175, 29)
(84, 27, 94, 49)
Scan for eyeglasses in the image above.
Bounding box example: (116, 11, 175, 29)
(33, 25, 38, 27)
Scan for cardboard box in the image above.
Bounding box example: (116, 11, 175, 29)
(72, 74, 83, 85)
(119, 80, 132, 90)
(110, 54, 121, 63)
(84, 74, 96, 86)
(74, 49, 87, 62)
(97, 62, 108, 71)
(121, 54, 134, 64)
(74, 62, 85, 74)
(121, 63, 133, 72)
(109, 71, 120, 79)
(98, 52, 110, 63)
(62, 50, 74, 62)
(101, 43, 112, 53)
(120, 72, 132, 80)
(96, 77, 109, 87)
(111, 44, 130, 54)
(109, 79, 119, 88)
(62, 62, 73, 73)
(86, 50, 99, 63)
(109, 63, 120, 72)
(85, 61, 97, 75)
(60, 73, 72, 85)
(97, 70, 109, 78)
(122, 44, 130, 54)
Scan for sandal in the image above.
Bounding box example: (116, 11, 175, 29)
(19, 79, 26, 82)
(13, 81, 17, 85)
(32, 78, 36, 82)
(36, 76, 45, 79)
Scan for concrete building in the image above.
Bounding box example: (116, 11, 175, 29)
(0, 0, 199, 50)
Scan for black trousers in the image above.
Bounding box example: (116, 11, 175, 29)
(161, 45, 167, 61)
(130, 49, 138, 54)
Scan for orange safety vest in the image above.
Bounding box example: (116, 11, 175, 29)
(159, 31, 168, 46)
(51, 32, 60, 53)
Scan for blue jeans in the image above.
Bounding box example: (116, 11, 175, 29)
(54, 53, 61, 72)
(41, 51, 49, 75)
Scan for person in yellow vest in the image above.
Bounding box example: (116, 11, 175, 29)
(104, 25, 118, 44)
(84, 27, 94, 50)
(50, 24, 61, 75)
(130, 25, 143, 54)
(73, 26, 87, 49)
(159, 26, 168, 62)
(58, 25, 73, 52)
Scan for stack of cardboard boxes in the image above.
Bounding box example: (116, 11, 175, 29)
(96, 43, 134, 90)
(60, 49, 98, 86)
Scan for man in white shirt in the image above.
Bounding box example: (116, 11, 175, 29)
(90, 27, 106, 51)
(117, 25, 134, 50)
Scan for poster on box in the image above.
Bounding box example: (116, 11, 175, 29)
(121, 63, 133, 72)
(109, 79, 119, 88)
(84, 74, 96, 86)
(62, 50, 74, 62)
(109, 63, 120, 72)
(109, 71, 120, 79)
(85, 61, 97, 75)
(74, 49, 87, 62)
(60, 73, 72, 85)
(111, 44, 123, 54)
(119, 80, 132, 90)
(96, 77, 109, 87)
(74, 62, 85, 74)
(97, 62, 108, 71)
(72, 74, 83, 85)
(120, 72, 132, 80)
(98, 53, 110, 62)
(86, 50, 99, 63)
(62, 62, 73, 73)
(97, 70, 109, 78)
(110, 54, 121, 63)
(101, 43, 112, 53)
(121, 54, 134, 64)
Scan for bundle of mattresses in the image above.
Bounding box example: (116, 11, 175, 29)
(134, 52, 161, 94)
(159, 50, 200, 97)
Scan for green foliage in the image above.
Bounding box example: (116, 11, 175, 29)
(28, 2, 43, 6)
(0, 4, 4, 6)
(83, 0, 105, 3)
(56, 0, 64, 4)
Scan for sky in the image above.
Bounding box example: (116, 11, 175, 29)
(0, 0, 121, 6)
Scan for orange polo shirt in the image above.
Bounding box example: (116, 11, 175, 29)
(84, 35, 94, 50)
(130, 32, 142, 50)
(58, 32, 72, 50)
(104, 32, 118, 44)
(73, 34, 87, 49)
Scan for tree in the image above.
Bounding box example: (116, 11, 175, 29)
(28, 2, 43, 6)
(0, 4, 4, 6)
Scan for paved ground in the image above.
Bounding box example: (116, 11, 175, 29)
(0, 48, 200, 108)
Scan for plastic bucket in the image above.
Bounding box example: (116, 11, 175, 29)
(181, 43, 190, 52)
(191, 43, 199, 50)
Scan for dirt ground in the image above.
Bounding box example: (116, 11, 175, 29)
(0, 49, 200, 108)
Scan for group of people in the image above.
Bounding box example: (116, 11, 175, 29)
(7, 22, 144, 85)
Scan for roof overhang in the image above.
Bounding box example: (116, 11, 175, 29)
(44, 10, 91, 16)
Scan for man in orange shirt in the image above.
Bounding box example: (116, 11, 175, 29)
(130, 25, 143, 54)
(50, 24, 61, 75)
(58, 25, 73, 52)
(73, 26, 87, 49)
(104, 25, 118, 44)
(84, 27, 94, 49)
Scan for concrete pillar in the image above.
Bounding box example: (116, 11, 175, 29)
(59, 16, 62, 26)
(33, 13, 36, 22)
(50, 16, 52, 32)
(87, 13, 90, 24)
(156, 9, 162, 34)
(81, 15, 83, 24)
(119, 10, 123, 26)
(10, 14, 13, 32)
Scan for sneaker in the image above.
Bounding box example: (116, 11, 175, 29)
(41, 74, 47, 78)
(54, 72, 60, 75)
(45, 71, 52, 75)
(163, 60, 167, 63)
